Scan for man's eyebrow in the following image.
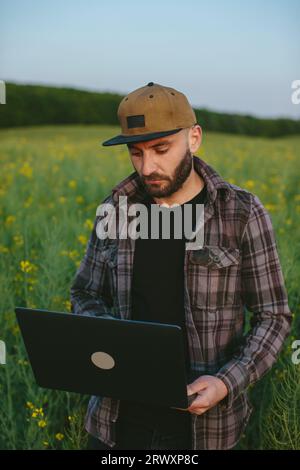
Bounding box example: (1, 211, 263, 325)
(128, 139, 172, 150)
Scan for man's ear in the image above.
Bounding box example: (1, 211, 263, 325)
(190, 124, 202, 153)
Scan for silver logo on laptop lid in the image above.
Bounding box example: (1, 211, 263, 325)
(91, 351, 115, 370)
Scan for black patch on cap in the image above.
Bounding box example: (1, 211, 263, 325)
(127, 115, 145, 129)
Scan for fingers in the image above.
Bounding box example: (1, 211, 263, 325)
(188, 406, 209, 415)
(187, 380, 208, 396)
(187, 391, 211, 412)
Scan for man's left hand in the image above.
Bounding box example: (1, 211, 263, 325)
(186, 375, 228, 415)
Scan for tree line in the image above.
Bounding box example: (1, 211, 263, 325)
(0, 82, 299, 137)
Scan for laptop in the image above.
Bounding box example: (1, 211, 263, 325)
(15, 307, 198, 409)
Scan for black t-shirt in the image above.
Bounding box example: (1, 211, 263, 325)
(118, 184, 208, 432)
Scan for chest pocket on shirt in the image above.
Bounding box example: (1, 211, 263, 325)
(188, 245, 241, 309)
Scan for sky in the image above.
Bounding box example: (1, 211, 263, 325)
(1, 0, 300, 118)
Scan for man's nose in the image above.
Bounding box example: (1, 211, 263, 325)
(141, 154, 157, 177)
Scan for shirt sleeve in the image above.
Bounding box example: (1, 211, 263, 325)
(215, 193, 293, 408)
(69, 198, 115, 319)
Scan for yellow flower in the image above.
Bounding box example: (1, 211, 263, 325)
(77, 235, 88, 245)
(55, 433, 64, 441)
(69, 250, 79, 260)
(20, 260, 36, 273)
(76, 195, 84, 204)
(68, 180, 77, 189)
(29, 403, 44, 418)
(68, 414, 77, 422)
(19, 162, 33, 178)
(43, 441, 49, 447)
(84, 219, 94, 231)
(60, 249, 79, 260)
(26, 401, 34, 410)
(38, 420, 47, 428)
(244, 180, 255, 189)
(59, 196, 67, 204)
(18, 359, 28, 366)
(13, 234, 24, 246)
(63, 300, 72, 312)
(5, 215, 16, 225)
(265, 203, 277, 212)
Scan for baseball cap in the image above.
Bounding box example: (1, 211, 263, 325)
(101, 82, 197, 146)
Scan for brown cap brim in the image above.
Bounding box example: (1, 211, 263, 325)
(101, 128, 183, 146)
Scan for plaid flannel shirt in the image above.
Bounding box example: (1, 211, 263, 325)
(70, 155, 292, 450)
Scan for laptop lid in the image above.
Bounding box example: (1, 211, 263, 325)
(15, 307, 196, 409)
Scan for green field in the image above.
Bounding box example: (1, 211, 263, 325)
(0, 125, 299, 449)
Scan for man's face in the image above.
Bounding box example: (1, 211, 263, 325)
(127, 128, 193, 198)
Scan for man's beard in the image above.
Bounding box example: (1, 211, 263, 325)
(140, 148, 193, 198)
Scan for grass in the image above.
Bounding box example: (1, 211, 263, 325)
(0, 125, 299, 449)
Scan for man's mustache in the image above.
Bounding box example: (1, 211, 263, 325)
(142, 176, 168, 182)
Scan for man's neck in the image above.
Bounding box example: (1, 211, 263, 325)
(152, 169, 205, 206)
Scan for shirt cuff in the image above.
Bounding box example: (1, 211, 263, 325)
(215, 360, 250, 409)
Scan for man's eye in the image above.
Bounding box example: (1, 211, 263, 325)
(131, 148, 168, 156)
